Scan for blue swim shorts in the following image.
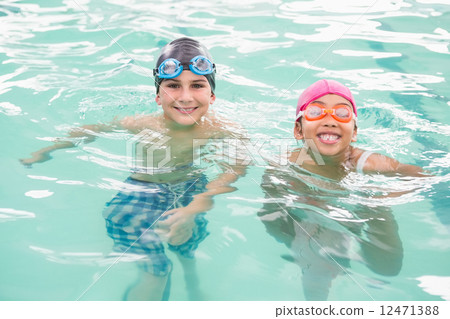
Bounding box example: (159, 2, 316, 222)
(103, 175, 209, 276)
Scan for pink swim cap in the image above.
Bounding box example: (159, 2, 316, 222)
(296, 79, 357, 120)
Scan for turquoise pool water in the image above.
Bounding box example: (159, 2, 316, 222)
(1, 0, 449, 301)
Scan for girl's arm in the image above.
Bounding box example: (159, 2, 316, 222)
(362, 153, 426, 177)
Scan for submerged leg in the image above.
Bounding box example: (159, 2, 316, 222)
(123, 271, 170, 301)
(176, 253, 205, 300)
(302, 266, 338, 301)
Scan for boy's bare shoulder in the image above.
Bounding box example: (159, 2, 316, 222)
(204, 112, 247, 138)
(119, 114, 163, 132)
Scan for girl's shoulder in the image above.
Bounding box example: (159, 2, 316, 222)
(350, 147, 373, 172)
(351, 147, 409, 175)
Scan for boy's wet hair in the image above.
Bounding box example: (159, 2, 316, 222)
(154, 37, 216, 94)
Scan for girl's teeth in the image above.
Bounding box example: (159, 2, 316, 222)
(319, 134, 339, 141)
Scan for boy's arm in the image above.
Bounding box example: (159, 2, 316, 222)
(156, 123, 248, 245)
(362, 153, 426, 177)
(184, 164, 246, 213)
(178, 127, 249, 214)
(155, 164, 247, 246)
(20, 122, 120, 166)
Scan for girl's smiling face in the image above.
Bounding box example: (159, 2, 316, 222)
(294, 94, 357, 158)
(155, 70, 215, 127)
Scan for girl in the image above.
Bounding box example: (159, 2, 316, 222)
(291, 79, 424, 179)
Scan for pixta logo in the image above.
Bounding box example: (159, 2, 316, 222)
(126, 131, 326, 174)
(126, 129, 172, 174)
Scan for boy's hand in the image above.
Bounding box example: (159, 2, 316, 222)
(155, 196, 212, 246)
(154, 208, 197, 246)
(19, 152, 52, 167)
(19, 140, 76, 167)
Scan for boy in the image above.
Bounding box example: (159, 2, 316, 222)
(21, 37, 245, 300)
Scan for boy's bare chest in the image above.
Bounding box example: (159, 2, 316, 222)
(131, 129, 211, 166)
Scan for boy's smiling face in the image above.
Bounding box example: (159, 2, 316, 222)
(156, 71, 215, 127)
(294, 94, 357, 158)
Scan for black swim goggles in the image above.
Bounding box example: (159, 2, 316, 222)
(153, 55, 215, 79)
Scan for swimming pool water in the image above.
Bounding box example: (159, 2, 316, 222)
(1, 0, 449, 301)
